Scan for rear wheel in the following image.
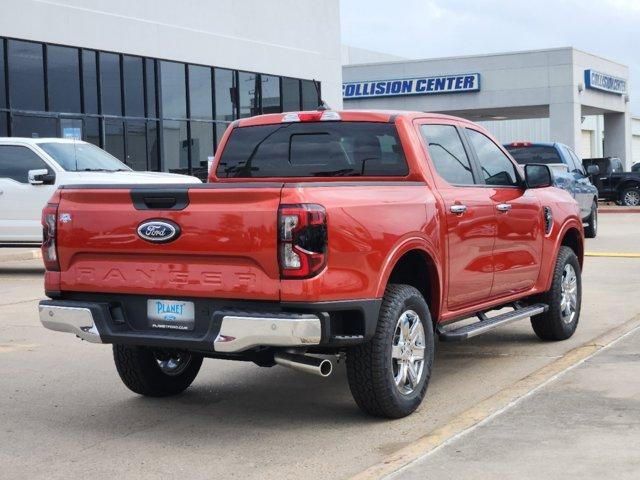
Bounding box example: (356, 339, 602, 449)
(346, 284, 435, 418)
(584, 201, 598, 238)
(113, 345, 203, 397)
(531, 246, 581, 341)
(621, 187, 640, 207)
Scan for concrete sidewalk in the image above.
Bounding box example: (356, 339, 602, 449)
(396, 327, 640, 480)
(0, 248, 41, 263)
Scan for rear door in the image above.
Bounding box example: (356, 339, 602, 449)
(418, 122, 496, 310)
(0, 144, 56, 243)
(56, 184, 283, 300)
(464, 128, 543, 298)
(562, 146, 591, 218)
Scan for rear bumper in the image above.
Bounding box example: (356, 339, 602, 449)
(38, 294, 380, 352)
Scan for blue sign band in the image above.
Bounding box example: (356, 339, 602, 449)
(584, 69, 626, 95)
(343, 73, 480, 99)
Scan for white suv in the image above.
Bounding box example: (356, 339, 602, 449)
(0, 138, 201, 246)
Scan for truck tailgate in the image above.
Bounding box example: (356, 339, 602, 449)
(55, 184, 283, 300)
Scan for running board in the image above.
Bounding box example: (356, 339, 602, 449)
(437, 304, 548, 342)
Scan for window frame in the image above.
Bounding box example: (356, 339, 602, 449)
(0, 144, 52, 183)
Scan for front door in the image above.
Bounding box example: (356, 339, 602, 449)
(464, 128, 543, 298)
(0, 145, 56, 243)
(418, 122, 496, 310)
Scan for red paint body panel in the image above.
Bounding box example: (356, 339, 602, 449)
(46, 110, 584, 325)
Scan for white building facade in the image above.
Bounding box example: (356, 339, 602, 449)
(0, 0, 342, 178)
(343, 48, 634, 168)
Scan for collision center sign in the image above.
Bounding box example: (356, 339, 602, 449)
(343, 73, 480, 99)
(584, 69, 627, 95)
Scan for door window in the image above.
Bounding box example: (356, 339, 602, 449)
(420, 124, 474, 185)
(567, 148, 585, 175)
(0, 146, 50, 183)
(466, 129, 519, 187)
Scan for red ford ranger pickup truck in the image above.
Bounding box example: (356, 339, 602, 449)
(39, 110, 584, 418)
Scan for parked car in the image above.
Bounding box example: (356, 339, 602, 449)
(39, 110, 584, 419)
(0, 138, 201, 246)
(504, 141, 599, 237)
(583, 157, 640, 207)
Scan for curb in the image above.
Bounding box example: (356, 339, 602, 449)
(0, 249, 42, 263)
(349, 314, 640, 480)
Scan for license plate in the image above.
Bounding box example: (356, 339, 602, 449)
(147, 299, 195, 331)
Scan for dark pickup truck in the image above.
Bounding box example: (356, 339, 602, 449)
(583, 157, 640, 206)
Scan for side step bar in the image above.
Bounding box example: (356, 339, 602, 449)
(437, 303, 548, 342)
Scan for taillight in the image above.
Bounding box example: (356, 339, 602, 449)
(41, 193, 61, 271)
(278, 204, 327, 279)
(282, 111, 341, 122)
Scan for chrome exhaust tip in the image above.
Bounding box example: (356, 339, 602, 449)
(274, 352, 333, 377)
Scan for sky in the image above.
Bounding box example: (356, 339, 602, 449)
(340, 0, 639, 115)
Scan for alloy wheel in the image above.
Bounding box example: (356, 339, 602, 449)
(391, 310, 426, 395)
(560, 264, 578, 324)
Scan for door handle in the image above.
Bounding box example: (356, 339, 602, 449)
(496, 203, 512, 212)
(450, 204, 467, 215)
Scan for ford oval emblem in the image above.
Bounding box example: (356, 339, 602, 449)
(137, 220, 181, 243)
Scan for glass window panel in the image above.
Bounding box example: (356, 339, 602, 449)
(420, 124, 474, 185)
(47, 45, 81, 113)
(84, 117, 100, 147)
(162, 119, 188, 173)
(145, 59, 157, 118)
(12, 114, 57, 138)
(59, 118, 83, 140)
(0, 39, 6, 109)
(0, 145, 51, 183)
(100, 52, 122, 116)
(8, 40, 45, 111)
(214, 68, 236, 122)
(0, 112, 8, 136)
(301, 80, 319, 110)
(82, 50, 98, 114)
(160, 61, 186, 119)
(190, 121, 214, 180)
(261, 75, 280, 114)
(466, 128, 519, 187)
(147, 121, 159, 171)
(188, 65, 212, 119)
(125, 120, 147, 170)
(282, 77, 300, 112)
(104, 118, 125, 161)
(238, 72, 258, 118)
(215, 122, 230, 150)
(123, 56, 144, 117)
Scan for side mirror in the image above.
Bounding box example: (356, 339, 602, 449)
(525, 164, 552, 189)
(28, 169, 55, 185)
(586, 164, 600, 176)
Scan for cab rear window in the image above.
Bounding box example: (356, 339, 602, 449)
(216, 122, 408, 178)
(505, 145, 561, 165)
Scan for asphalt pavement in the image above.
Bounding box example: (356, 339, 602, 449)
(1, 212, 639, 479)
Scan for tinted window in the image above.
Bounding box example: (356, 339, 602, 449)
(467, 129, 519, 186)
(282, 77, 300, 112)
(123, 56, 145, 117)
(567, 148, 585, 174)
(0, 146, 50, 182)
(100, 52, 122, 116)
(420, 124, 474, 185)
(217, 122, 408, 178)
(125, 120, 147, 170)
(0, 39, 6, 109)
(82, 50, 98, 114)
(104, 118, 124, 161)
(505, 145, 562, 165)
(301, 80, 319, 110)
(12, 115, 57, 138)
(261, 75, 280, 114)
(39, 141, 129, 171)
(238, 72, 258, 118)
(0, 112, 7, 136)
(160, 61, 186, 118)
(190, 121, 214, 179)
(47, 45, 81, 113)
(147, 121, 159, 171)
(214, 68, 236, 122)
(188, 65, 212, 119)
(163, 119, 188, 173)
(8, 40, 45, 111)
(561, 146, 578, 171)
(610, 158, 623, 173)
(145, 59, 157, 117)
(84, 117, 100, 147)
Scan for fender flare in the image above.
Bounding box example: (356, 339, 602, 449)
(542, 218, 584, 291)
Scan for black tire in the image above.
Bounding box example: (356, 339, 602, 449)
(113, 345, 203, 397)
(584, 201, 597, 238)
(346, 284, 435, 418)
(530, 246, 581, 341)
(620, 187, 640, 207)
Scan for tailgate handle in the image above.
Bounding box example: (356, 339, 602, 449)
(131, 188, 190, 210)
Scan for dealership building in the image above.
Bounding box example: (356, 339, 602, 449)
(0, 0, 342, 178)
(343, 47, 639, 168)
